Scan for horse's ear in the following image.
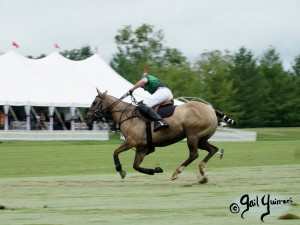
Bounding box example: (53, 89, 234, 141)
(103, 90, 108, 94)
(96, 88, 101, 95)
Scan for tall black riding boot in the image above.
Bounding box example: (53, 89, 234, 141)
(137, 103, 169, 132)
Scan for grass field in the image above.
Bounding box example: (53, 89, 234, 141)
(0, 128, 299, 225)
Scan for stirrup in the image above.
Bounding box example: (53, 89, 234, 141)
(153, 121, 169, 132)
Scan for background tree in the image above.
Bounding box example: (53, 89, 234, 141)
(292, 55, 300, 77)
(110, 23, 192, 92)
(285, 55, 300, 126)
(60, 45, 93, 60)
(230, 47, 264, 127)
(154, 62, 199, 98)
(193, 50, 238, 118)
(110, 24, 165, 82)
(27, 54, 47, 59)
(257, 47, 290, 126)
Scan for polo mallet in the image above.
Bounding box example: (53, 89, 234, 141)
(217, 149, 224, 159)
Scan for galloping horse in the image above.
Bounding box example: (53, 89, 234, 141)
(85, 89, 235, 180)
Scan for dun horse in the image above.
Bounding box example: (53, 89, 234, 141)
(85, 89, 235, 181)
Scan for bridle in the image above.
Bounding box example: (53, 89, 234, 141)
(90, 92, 138, 127)
(92, 93, 108, 122)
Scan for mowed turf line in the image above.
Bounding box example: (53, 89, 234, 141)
(1, 127, 299, 178)
(0, 136, 299, 178)
(0, 128, 299, 225)
(1, 165, 299, 225)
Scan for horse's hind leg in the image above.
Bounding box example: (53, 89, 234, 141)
(172, 136, 199, 180)
(133, 148, 163, 175)
(198, 140, 218, 176)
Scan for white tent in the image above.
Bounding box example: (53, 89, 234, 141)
(0, 51, 181, 130)
(0, 50, 151, 107)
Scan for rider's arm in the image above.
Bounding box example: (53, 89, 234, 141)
(130, 77, 148, 92)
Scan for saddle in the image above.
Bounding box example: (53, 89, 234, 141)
(135, 99, 177, 155)
(135, 99, 176, 120)
(154, 99, 176, 118)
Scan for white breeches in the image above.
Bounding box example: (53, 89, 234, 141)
(143, 87, 173, 107)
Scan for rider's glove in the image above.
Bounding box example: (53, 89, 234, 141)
(127, 89, 133, 96)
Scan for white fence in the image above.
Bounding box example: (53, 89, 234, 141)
(210, 127, 256, 142)
(0, 127, 256, 142)
(119, 126, 256, 142)
(0, 130, 109, 141)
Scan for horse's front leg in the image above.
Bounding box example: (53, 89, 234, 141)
(133, 148, 163, 175)
(113, 139, 132, 179)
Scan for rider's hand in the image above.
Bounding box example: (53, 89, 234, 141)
(127, 90, 133, 95)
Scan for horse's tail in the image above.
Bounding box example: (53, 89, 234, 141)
(215, 110, 236, 125)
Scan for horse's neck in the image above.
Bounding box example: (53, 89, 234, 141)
(106, 95, 133, 123)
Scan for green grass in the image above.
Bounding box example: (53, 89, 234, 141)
(245, 127, 300, 141)
(0, 128, 299, 225)
(0, 128, 299, 178)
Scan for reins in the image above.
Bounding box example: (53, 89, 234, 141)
(93, 92, 138, 129)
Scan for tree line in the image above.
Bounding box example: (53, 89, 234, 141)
(31, 24, 300, 128)
(110, 24, 300, 128)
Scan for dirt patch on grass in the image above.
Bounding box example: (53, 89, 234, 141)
(278, 213, 300, 220)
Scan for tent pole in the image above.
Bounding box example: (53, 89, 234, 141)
(3, 105, 9, 130)
(24, 105, 31, 131)
(48, 106, 55, 131)
(70, 107, 76, 131)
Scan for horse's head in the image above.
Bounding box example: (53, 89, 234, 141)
(84, 88, 108, 129)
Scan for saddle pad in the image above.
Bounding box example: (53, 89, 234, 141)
(157, 105, 177, 118)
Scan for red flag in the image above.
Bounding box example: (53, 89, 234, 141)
(54, 43, 60, 49)
(12, 42, 19, 48)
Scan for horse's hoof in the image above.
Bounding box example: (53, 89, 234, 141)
(199, 162, 206, 176)
(154, 167, 163, 173)
(171, 174, 179, 180)
(200, 169, 205, 176)
(199, 176, 208, 184)
(119, 170, 126, 179)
